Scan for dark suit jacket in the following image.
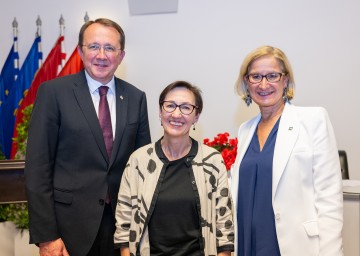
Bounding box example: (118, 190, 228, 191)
(24, 70, 151, 256)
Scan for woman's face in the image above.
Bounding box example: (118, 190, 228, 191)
(160, 87, 199, 139)
(246, 56, 288, 111)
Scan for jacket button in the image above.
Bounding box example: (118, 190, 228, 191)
(99, 199, 105, 205)
(275, 213, 280, 220)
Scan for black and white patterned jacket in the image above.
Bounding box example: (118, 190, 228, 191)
(114, 139, 234, 255)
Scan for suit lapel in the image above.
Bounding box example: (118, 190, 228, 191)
(272, 103, 299, 200)
(230, 114, 260, 209)
(237, 116, 261, 163)
(72, 71, 109, 163)
(109, 78, 128, 167)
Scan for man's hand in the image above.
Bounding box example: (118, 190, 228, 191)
(39, 238, 69, 256)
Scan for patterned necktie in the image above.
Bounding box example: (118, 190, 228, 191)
(98, 86, 113, 159)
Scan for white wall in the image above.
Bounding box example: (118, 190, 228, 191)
(1, 0, 359, 178)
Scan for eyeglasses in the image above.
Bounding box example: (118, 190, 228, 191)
(82, 43, 121, 56)
(246, 72, 286, 84)
(161, 101, 198, 115)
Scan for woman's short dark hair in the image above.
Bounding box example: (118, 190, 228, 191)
(159, 81, 203, 114)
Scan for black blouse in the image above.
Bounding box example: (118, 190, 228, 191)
(148, 138, 202, 256)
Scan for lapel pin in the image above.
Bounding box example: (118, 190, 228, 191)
(120, 95, 124, 100)
(288, 127, 293, 130)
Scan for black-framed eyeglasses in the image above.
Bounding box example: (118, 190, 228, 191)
(246, 72, 287, 84)
(161, 101, 198, 115)
(82, 43, 121, 55)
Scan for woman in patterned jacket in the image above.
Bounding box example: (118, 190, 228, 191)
(114, 81, 234, 256)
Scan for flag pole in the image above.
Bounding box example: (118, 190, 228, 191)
(36, 15, 41, 37)
(84, 12, 90, 22)
(12, 18, 19, 81)
(59, 15, 66, 71)
(36, 16, 43, 67)
(59, 15, 65, 36)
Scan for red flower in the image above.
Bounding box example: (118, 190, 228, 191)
(203, 132, 238, 170)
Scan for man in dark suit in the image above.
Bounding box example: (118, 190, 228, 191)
(24, 18, 151, 256)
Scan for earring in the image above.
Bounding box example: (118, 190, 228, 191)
(245, 94, 252, 107)
(159, 116, 163, 126)
(283, 87, 289, 103)
(192, 123, 196, 131)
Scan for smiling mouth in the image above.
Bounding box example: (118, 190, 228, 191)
(94, 63, 108, 68)
(258, 91, 273, 96)
(169, 120, 184, 126)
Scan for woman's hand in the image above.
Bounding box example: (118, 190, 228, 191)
(217, 251, 231, 256)
(120, 247, 130, 256)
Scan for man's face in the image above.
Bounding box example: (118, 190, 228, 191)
(78, 23, 124, 84)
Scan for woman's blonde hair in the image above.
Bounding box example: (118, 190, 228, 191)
(235, 45, 295, 102)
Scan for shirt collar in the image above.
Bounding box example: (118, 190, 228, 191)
(85, 70, 116, 94)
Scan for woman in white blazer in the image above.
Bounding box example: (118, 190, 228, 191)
(229, 45, 343, 256)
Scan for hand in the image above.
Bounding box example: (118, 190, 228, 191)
(120, 247, 130, 256)
(217, 252, 231, 256)
(39, 238, 69, 256)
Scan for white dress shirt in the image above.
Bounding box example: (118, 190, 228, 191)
(85, 71, 116, 139)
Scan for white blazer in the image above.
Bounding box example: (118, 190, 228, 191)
(229, 103, 343, 256)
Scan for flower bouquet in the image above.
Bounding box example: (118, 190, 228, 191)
(203, 132, 238, 170)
